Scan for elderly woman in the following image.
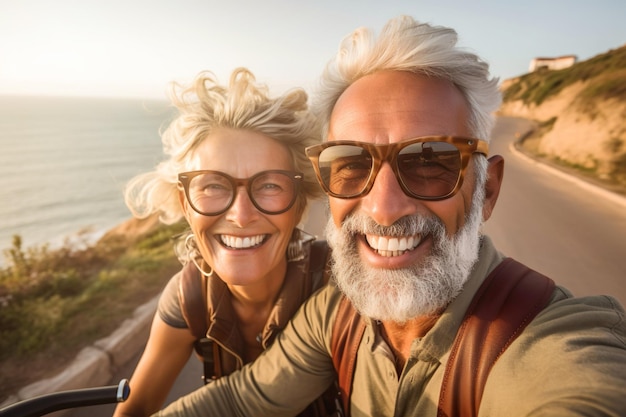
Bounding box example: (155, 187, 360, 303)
(114, 68, 333, 417)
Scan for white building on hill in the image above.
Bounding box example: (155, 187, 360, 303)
(529, 55, 577, 72)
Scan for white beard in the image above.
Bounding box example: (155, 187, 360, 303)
(326, 187, 485, 323)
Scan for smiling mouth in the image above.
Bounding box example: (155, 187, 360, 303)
(219, 234, 267, 249)
(365, 234, 422, 257)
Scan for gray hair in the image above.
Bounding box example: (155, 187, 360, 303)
(125, 67, 323, 224)
(313, 15, 502, 141)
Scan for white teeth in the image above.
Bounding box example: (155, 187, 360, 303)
(365, 235, 421, 257)
(220, 235, 265, 249)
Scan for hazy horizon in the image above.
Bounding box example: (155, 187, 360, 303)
(1, 1, 625, 100)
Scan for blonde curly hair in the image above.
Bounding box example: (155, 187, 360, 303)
(125, 68, 323, 225)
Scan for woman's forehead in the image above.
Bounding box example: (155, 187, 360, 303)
(186, 128, 294, 174)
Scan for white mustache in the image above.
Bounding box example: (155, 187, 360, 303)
(341, 212, 444, 241)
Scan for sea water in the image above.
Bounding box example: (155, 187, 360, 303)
(0, 95, 175, 253)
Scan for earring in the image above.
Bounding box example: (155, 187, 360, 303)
(184, 233, 214, 277)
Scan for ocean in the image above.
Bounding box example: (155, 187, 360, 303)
(0, 95, 175, 254)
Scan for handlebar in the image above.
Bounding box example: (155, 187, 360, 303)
(0, 379, 130, 417)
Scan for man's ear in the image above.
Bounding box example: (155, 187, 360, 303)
(482, 155, 504, 221)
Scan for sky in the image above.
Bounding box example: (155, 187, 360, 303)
(1, 0, 625, 100)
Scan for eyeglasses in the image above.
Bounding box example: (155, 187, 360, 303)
(177, 170, 302, 216)
(305, 136, 488, 200)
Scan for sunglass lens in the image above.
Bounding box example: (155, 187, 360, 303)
(397, 141, 462, 198)
(318, 145, 373, 197)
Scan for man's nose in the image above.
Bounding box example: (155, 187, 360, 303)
(360, 163, 418, 226)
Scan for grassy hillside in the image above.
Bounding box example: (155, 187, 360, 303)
(503, 44, 626, 109)
(0, 218, 187, 401)
(500, 45, 626, 189)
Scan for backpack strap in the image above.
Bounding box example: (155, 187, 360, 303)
(331, 296, 365, 416)
(437, 257, 555, 417)
(310, 239, 331, 291)
(178, 262, 218, 382)
(331, 257, 555, 417)
(178, 262, 208, 340)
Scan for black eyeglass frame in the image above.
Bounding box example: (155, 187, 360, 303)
(305, 135, 489, 201)
(177, 169, 303, 216)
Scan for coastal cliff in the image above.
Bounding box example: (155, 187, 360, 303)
(497, 44, 626, 190)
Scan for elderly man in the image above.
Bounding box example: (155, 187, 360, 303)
(154, 16, 626, 417)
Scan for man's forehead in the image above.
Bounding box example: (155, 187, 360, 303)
(327, 71, 470, 143)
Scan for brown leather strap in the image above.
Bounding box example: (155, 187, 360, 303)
(331, 258, 555, 417)
(437, 258, 555, 417)
(331, 295, 366, 415)
(178, 262, 208, 340)
(310, 240, 331, 289)
(178, 263, 216, 382)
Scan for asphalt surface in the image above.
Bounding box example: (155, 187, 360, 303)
(484, 116, 626, 306)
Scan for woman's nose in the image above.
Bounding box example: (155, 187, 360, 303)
(225, 187, 260, 226)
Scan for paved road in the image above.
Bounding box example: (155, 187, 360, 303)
(483, 116, 626, 306)
(69, 116, 626, 416)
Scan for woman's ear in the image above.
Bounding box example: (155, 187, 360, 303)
(482, 155, 504, 222)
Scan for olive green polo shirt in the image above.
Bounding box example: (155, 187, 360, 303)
(155, 236, 626, 417)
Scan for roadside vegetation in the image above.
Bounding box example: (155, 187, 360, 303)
(501, 44, 626, 192)
(0, 219, 187, 401)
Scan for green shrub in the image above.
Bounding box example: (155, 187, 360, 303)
(0, 221, 185, 399)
